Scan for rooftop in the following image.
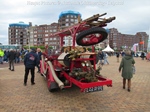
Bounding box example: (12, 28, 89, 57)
(9, 21, 30, 27)
(59, 10, 81, 19)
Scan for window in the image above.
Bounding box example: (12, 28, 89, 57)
(71, 23, 74, 26)
(66, 23, 69, 26)
(45, 30, 48, 32)
(67, 15, 69, 18)
(45, 38, 48, 41)
(66, 19, 69, 22)
(45, 34, 48, 36)
(71, 19, 74, 22)
(53, 29, 56, 32)
(45, 42, 48, 44)
(74, 15, 77, 18)
(34, 35, 37, 37)
(74, 19, 78, 23)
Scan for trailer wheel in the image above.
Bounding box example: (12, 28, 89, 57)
(76, 27, 108, 46)
(48, 81, 59, 92)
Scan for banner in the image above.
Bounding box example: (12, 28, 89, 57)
(139, 41, 144, 45)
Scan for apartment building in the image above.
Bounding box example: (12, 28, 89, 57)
(29, 23, 59, 50)
(108, 28, 149, 51)
(58, 10, 81, 29)
(8, 21, 31, 46)
(8, 11, 149, 52)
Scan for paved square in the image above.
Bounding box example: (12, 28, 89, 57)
(0, 56, 150, 112)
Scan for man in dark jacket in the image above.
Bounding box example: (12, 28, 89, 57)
(8, 49, 16, 71)
(24, 48, 39, 86)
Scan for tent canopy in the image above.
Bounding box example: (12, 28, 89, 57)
(102, 44, 114, 52)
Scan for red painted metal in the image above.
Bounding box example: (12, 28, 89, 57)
(40, 13, 115, 92)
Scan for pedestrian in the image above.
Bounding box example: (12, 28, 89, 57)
(98, 50, 104, 65)
(36, 48, 43, 73)
(140, 52, 145, 60)
(116, 51, 120, 62)
(3, 49, 9, 63)
(24, 48, 39, 86)
(15, 50, 21, 63)
(119, 49, 135, 92)
(7, 49, 16, 71)
(103, 52, 109, 65)
(0, 48, 4, 64)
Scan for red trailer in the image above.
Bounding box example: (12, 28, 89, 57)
(40, 13, 115, 93)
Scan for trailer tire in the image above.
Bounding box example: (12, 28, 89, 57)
(48, 81, 59, 92)
(76, 27, 108, 46)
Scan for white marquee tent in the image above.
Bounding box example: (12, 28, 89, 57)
(102, 44, 114, 52)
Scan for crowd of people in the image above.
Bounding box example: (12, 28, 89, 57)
(0, 47, 43, 86)
(0, 48, 29, 64)
(0, 47, 147, 92)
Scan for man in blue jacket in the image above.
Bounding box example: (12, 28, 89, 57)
(24, 48, 39, 86)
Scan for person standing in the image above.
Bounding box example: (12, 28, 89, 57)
(15, 50, 21, 63)
(36, 48, 43, 73)
(103, 52, 109, 65)
(116, 51, 120, 62)
(4, 49, 9, 63)
(0, 48, 4, 64)
(98, 50, 104, 65)
(140, 52, 145, 60)
(119, 49, 135, 92)
(8, 49, 16, 71)
(24, 48, 39, 86)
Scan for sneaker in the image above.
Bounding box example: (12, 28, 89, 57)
(128, 88, 130, 92)
(24, 83, 27, 86)
(11, 69, 14, 71)
(31, 82, 35, 85)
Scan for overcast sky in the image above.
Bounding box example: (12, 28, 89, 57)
(0, 0, 150, 45)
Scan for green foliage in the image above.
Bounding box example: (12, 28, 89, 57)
(48, 46, 53, 49)
(23, 45, 53, 50)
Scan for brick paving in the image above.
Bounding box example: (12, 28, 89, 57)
(0, 56, 150, 112)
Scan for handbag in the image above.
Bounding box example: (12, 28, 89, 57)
(132, 65, 135, 74)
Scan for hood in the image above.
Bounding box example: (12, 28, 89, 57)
(124, 55, 132, 60)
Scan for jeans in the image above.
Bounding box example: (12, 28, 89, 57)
(99, 59, 103, 65)
(15, 57, 20, 63)
(0, 57, 3, 64)
(104, 58, 109, 64)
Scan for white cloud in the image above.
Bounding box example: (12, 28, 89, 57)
(0, 0, 150, 44)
